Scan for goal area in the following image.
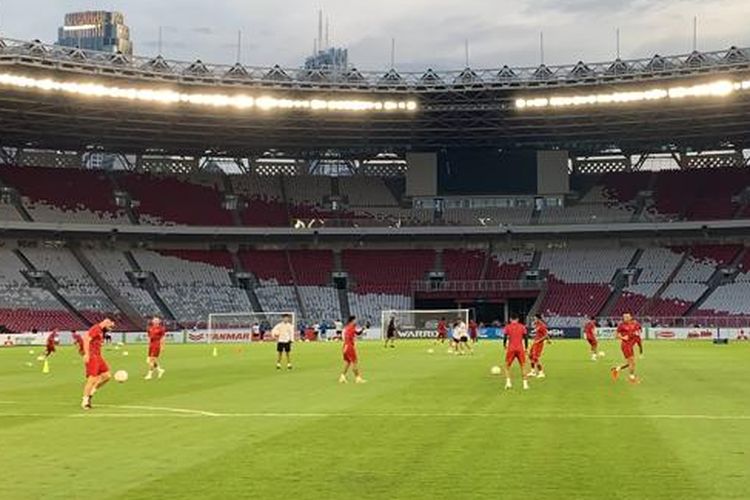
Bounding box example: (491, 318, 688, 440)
(206, 311, 297, 343)
(380, 309, 470, 340)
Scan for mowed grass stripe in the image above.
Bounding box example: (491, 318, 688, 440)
(1, 340, 748, 500)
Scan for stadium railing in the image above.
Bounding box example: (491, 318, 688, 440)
(411, 280, 545, 293)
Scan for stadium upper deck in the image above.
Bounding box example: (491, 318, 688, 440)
(0, 38, 749, 154)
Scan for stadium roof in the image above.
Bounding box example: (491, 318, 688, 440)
(0, 37, 749, 156)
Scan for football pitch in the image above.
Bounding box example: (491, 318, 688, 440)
(1, 340, 749, 500)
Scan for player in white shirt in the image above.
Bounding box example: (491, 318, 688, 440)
(334, 319, 344, 341)
(452, 319, 470, 355)
(271, 314, 295, 370)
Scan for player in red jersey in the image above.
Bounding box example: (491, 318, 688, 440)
(611, 313, 641, 384)
(339, 315, 366, 384)
(583, 316, 602, 361)
(528, 314, 551, 378)
(43, 329, 59, 359)
(436, 318, 448, 343)
(71, 330, 84, 356)
(468, 319, 479, 344)
(503, 313, 530, 390)
(81, 318, 115, 410)
(145, 317, 167, 380)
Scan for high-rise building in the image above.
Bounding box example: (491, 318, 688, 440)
(57, 11, 133, 55)
(304, 9, 349, 71)
(305, 47, 349, 71)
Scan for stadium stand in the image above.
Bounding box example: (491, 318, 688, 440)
(538, 248, 634, 322)
(119, 173, 233, 226)
(132, 249, 250, 325)
(343, 249, 435, 295)
(21, 247, 135, 329)
(443, 249, 485, 281)
(3, 166, 750, 229)
(0, 248, 85, 332)
(485, 250, 534, 280)
(343, 249, 435, 325)
(83, 249, 161, 319)
(0, 165, 128, 224)
(284, 176, 332, 206)
(340, 176, 399, 207)
(0, 201, 23, 221)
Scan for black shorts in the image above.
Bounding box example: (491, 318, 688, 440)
(459, 337, 468, 343)
(386, 331, 396, 339)
(276, 342, 292, 353)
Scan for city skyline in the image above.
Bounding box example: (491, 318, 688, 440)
(0, 1, 748, 70)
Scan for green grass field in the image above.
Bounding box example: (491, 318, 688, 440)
(1, 339, 749, 500)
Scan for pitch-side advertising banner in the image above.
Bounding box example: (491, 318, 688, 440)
(185, 329, 252, 343)
(649, 327, 716, 340)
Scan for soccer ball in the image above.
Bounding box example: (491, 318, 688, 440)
(598, 351, 606, 358)
(122, 351, 129, 356)
(427, 348, 434, 354)
(114, 370, 128, 383)
(490, 366, 502, 375)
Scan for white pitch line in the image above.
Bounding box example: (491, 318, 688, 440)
(98, 404, 221, 417)
(0, 411, 749, 420)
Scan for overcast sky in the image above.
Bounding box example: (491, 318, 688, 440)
(1, 0, 748, 71)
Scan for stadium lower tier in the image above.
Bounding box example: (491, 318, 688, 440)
(0, 243, 748, 333)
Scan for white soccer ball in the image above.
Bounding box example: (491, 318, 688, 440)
(598, 351, 606, 358)
(114, 370, 128, 383)
(490, 366, 502, 375)
(427, 348, 434, 354)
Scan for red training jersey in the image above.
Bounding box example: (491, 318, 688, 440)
(533, 320, 548, 342)
(584, 321, 597, 339)
(148, 325, 166, 344)
(505, 322, 527, 351)
(617, 320, 641, 346)
(46, 331, 57, 347)
(343, 323, 357, 349)
(72, 332, 84, 354)
(469, 320, 478, 335)
(87, 325, 104, 357)
(437, 320, 447, 334)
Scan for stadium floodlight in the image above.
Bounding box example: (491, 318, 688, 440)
(380, 309, 470, 340)
(0, 72, 418, 114)
(206, 311, 297, 344)
(515, 78, 748, 110)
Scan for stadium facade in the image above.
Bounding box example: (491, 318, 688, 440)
(0, 37, 749, 334)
